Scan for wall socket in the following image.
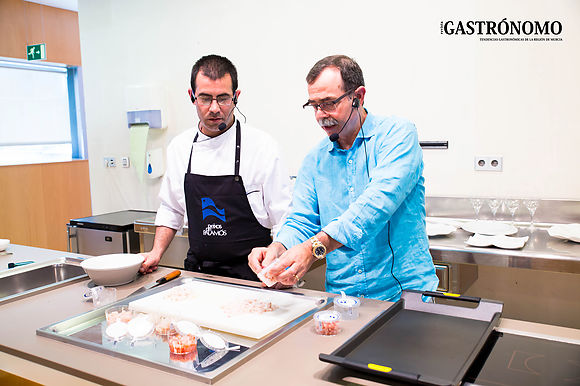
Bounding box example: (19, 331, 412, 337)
(103, 157, 116, 167)
(120, 156, 130, 168)
(474, 156, 503, 171)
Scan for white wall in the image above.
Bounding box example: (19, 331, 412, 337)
(78, 0, 580, 215)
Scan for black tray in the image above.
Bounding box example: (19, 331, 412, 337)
(319, 290, 503, 386)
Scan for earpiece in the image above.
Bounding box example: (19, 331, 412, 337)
(329, 97, 360, 142)
(233, 94, 238, 105)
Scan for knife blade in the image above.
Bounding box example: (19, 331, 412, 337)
(129, 270, 181, 297)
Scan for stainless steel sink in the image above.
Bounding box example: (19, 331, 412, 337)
(0, 258, 87, 305)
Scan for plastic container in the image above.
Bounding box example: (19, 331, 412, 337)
(168, 333, 197, 355)
(105, 305, 133, 324)
(257, 259, 279, 287)
(173, 320, 201, 337)
(200, 332, 227, 351)
(127, 314, 154, 340)
(314, 310, 341, 336)
(333, 294, 361, 320)
(154, 316, 172, 336)
(105, 321, 128, 341)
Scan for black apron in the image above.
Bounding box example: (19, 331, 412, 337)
(184, 121, 272, 281)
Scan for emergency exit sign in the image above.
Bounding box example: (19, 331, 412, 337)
(26, 43, 46, 61)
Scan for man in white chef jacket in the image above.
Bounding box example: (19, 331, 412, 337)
(140, 55, 291, 281)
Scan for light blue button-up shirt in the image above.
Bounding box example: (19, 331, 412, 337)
(275, 112, 439, 301)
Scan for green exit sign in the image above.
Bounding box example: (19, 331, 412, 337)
(26, 43, 46, 61)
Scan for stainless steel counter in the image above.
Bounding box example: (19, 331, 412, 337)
(429, 222, 580, 274)
(426, 197, 580, 329)
(135, 217, 188, 269)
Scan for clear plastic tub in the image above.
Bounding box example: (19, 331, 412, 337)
(105, 305, 133, 324)
(200, 332, 228, 351)
(313, 310, 341, 336)
(173, 320, 201, 337)
(333, 295, 361, 320)
(127, 314, 154, 340)
(105, 321, 128, 341)
(154, 316, 172, 336)
(168, 333, 198, 355)
(257, 259, 279, 287)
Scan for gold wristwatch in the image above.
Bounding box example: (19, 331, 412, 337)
(310, 236, 327, 260)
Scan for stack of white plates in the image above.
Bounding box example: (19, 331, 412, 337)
(426, 222, 457, 237)
(461, 220, 518, 236)
(465, 234, 529, 249)
(548, 224, 580, 243)
(425, 218, 461, 237)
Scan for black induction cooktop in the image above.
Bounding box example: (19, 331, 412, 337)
(464, 331, 580, 386)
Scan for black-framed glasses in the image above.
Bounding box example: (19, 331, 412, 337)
(302, 90, 353, 112)
(195, 94, 235, 106)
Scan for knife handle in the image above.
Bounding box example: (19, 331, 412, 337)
(156, 270, 181, 285)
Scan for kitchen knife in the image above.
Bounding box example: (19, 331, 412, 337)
(129, 270, 181, 297)
(8, 261, 34, 268)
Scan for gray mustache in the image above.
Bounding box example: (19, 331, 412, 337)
(318, 117, 338, 127)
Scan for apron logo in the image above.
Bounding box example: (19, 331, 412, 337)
(201, 197, 226, 222)
(203, 223, 227, 237)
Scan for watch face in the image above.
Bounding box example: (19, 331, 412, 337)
(314, 246, 325, 256)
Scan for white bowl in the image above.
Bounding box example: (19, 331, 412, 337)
(0, 239, 9, 251)
(81, 253, 144, 286)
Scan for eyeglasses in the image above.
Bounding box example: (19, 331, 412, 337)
(195, 94, 235, 106)
(302, 90, 353, 113)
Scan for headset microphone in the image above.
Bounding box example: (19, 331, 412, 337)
(329, 97, 360, 142)
(213, 94, 238, 131)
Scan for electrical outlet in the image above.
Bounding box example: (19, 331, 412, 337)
(103, 157, 116, 168)
(120, 156, 130, 168)
(474, 156, 503, 172)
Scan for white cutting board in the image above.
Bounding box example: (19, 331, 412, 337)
(128, 280, 323, 339)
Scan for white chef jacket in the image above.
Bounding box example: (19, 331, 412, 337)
(155, 119, 292, 236)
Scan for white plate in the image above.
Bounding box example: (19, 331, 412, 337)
(548, 224, 580, 243)
(461, 220, 518, 236)
(426, 222, 457, 237)
(466, 234, 529, 249)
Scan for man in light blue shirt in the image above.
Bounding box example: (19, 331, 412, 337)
(248, 55, 438, 301)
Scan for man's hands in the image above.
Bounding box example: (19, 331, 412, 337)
(248, 242, 287, 277)
(269, 241, 316, 285)
(139, 226, 176, 274)
(249, 232, 342, 287)
(249, 240, 316, 287)
(139, 251, 162, 274)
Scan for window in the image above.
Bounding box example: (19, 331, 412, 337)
(0, 58, 87, 165)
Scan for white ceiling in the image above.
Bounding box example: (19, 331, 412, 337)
(24, 0, 78, 12)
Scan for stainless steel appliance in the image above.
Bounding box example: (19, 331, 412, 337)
(67, 210, 155, 256)
(134, 218, 188, 268)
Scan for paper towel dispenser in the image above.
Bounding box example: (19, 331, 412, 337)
(127, 110, 164, 128)
(125, 85, 167, 129)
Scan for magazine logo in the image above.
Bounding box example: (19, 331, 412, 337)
(441, 19, 563, 42)
(203, 223, 227, 237)
(201, 197, 226, 222)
